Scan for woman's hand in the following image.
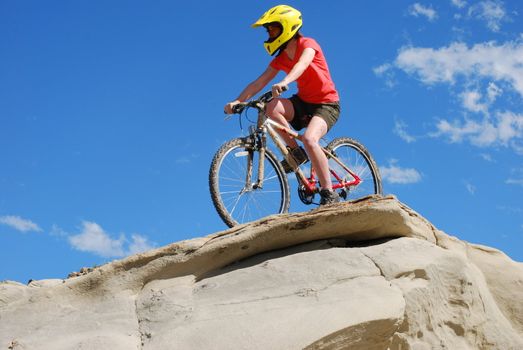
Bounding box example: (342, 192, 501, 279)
(224, 100, 241, 114)
(271, 82, 288, 98)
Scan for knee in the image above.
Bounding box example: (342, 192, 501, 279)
(266, 98, 285, 119)
(302, 133, 320, 149)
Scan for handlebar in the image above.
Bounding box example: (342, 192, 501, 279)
(231, 86, 288, 115)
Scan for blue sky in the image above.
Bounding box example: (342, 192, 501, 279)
(1, 1, 522, 283)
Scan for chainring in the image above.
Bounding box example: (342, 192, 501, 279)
(298, 184, 315, 205)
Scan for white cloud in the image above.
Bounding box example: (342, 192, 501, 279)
(506, 168, 523, 187)
(395, 41, 523, 97)
(480, 153, 495, 162)
(50, 224, 68, 237)
(386, 40, 523, 152)
(459, 84, 502, 116)
(506, 178, 523, 186)
(380, 160, 422, 184)
(394, 119, 417, 143)
(373, 63, 392, 75)
(464, 180, 476, 194)
(433, 111, 523, 148)
(68, 221, 155, 258)
(468, 0, 508, 32)
(461, 90, 489, 114)
(487, 82, 502, 102)
(451, 0, 467, 9)
(433, 118, 482, 143)
(511, 142, 523, 155)
(69, 222, 125, 258)
(128, 234, 155, 255)
(497, 205, 523, 214)
(409, 3, 438, 21)
(498, 111, 523, 144)
(373, 63, 397, 88)
(0, 215, 42, 233)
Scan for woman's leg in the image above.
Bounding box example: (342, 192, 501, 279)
(265, 98, 299, 149)
(301, 116, 332, 191)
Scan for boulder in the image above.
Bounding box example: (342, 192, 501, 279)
(1, 196, 522, 349)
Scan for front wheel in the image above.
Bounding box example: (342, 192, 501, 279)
(209, 138, 290, 227)
(326, 137, 382, 200)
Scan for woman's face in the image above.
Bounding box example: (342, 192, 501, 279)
(265, 23, 282, 40)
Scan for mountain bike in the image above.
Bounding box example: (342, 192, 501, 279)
(210, 90, 383, 228)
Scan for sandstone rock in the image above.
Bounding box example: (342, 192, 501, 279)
(1, 196, 522, 349)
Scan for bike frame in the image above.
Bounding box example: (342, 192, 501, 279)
(251, 103, 362, 195)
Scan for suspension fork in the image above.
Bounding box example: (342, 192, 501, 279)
(255, 126, 266, 189)
(245, 123, 293, 190)
(239, 125, 267, 191)
(253, 107, 267, 189)
(240, 132, 254, 195)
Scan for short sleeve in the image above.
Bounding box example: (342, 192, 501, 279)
(300, 38, 320, 52)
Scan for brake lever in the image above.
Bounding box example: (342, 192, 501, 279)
(262, 85, 288, 103)
(233, 103, 248, 114)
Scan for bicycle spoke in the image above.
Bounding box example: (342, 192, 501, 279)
(326, 138, 382, 200)
(209, 138, 290, 227)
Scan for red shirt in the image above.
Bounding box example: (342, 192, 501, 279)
(270, 37, 339, 104)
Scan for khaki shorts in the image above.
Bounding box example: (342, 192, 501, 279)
(289, 94, 340, 131)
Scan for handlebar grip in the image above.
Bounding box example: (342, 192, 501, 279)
(264, 86, 288, 102)
(232, 103, 246, 114)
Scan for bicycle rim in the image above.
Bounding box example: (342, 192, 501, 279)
(209, 138, 290, 227)
(326, 137, 382, 199)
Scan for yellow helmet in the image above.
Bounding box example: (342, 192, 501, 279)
(252, 5, 302, 56)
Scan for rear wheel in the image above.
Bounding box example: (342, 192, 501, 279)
(209, 138, 290, 227)
(326, 137, 382, 200)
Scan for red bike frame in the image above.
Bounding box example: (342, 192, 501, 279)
(263, 118, 362, 195)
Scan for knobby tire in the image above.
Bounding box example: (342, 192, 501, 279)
(326, 137, 383, 199)
(209, 138, 290, 227)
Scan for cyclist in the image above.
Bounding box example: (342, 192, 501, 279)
(224, 5, 341, 205)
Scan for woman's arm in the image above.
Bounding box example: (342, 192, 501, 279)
(272, 47, 315, 96)
(224, 66, 278, 114)
(236, 66, 278, 102)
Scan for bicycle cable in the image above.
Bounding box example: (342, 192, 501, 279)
(238, 105, 260, 133)
(238, 108, 243, 131)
